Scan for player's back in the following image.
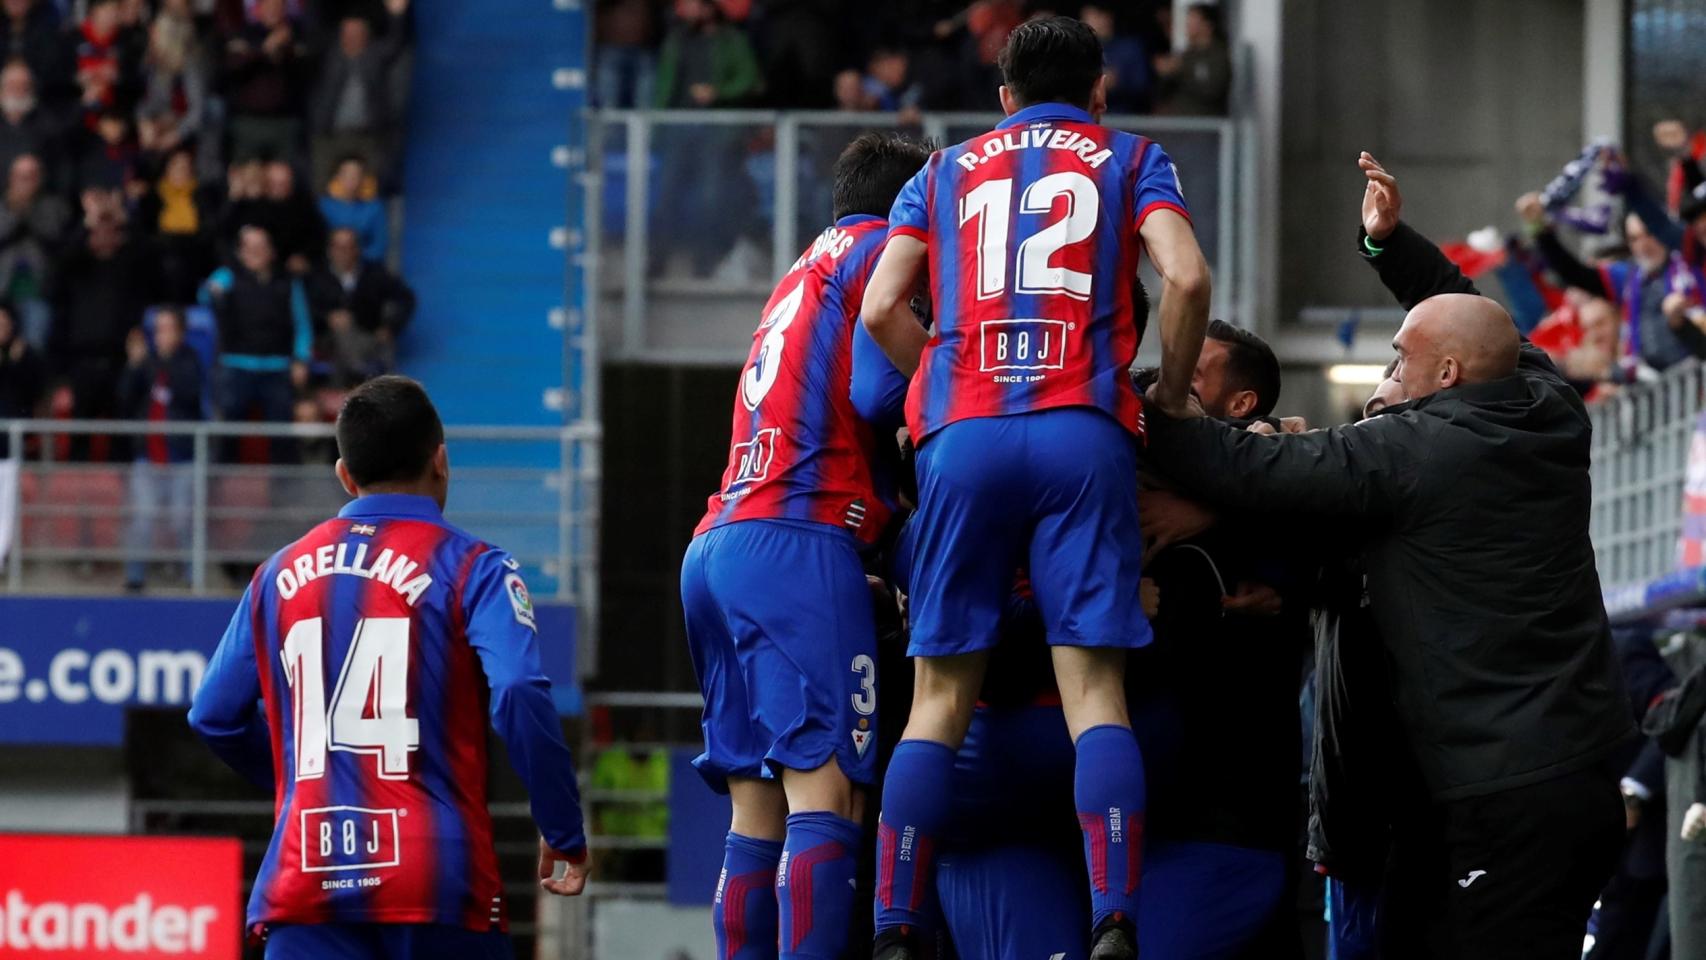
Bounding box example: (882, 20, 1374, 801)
(695, 215, 894, 543)
(245, 498, 513, 930)
(887, 104, 1189, 443)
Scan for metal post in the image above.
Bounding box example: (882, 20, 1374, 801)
(1216, 119, 1235, 323)
(623, 114, 649, 356)
(558, 429, 573, 601)
(191, 430, 209, 593)
(773, 115, 800, 280)
(583, 114, 604, 426)
(7, 421, 22, 589)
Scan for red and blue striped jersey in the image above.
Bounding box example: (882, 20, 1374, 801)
(886, 103, 1190, 443)
(696, 215, 895, 544)
(189, 494, 585, 933)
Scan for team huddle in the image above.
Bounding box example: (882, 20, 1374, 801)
(682, 16, 1215, 960)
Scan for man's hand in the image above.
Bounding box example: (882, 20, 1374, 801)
(1359, 152, 1401, 242)
(1138, 487, 1215, 563)
(7, 336, 25, 362)
(689, 82, 717, 106)
(328, 308, 355, 333)
(1139, 577, 1160, 618)
(1683, 802, 1706, 842)
(1515, 191, 1547, 229)
(1144, 380, 1204, 419)
(1223, 581, 1283, 617)
(1664, 292, 1692, 329)
(539, 838, 590, 896)
(290, 361, 309, 390)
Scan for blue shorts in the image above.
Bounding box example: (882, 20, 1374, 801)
(907, 409, 1150, 657)
(264, 923, 511, 959)
(681, 518, 879, 793)
(937, 841, 1090, 960)
(1138, 841, 1287, 959)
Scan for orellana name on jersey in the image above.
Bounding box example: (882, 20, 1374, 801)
(275, 542, 434, 606)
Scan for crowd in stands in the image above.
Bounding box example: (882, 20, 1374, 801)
(0, 0, 418, 464)
(595, 0, 1232, 117)
(0, 0, 418, 589)
(1441, 121, 1706, 405)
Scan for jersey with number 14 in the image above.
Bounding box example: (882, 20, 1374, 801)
(198, 495, 585, 932)
(887, 103, 1190, 444)
(695, 215, 893, 544)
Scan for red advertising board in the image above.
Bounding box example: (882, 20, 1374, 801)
(0, 834, 241, 958)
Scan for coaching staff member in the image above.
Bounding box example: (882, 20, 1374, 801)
(1143, 153, 1632, 960)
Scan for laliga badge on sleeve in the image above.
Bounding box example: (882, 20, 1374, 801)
(505, 573, 537, 630)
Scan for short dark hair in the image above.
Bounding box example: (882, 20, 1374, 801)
(831, 132, 931, 221)
(1206, 319, 1281, 417)
(335, 375, 445, 488)
(998, 15, 1104, 109)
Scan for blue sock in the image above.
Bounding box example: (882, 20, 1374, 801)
(777, 812, 862, 960)
(1074, 724, 1146, 929)
(873, 738, 957, 936)
(714, 832, 783, 960)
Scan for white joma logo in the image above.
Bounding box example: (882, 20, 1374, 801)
(1458, 870, 1487, 888)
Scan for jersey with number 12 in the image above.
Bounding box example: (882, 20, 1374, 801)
(205, 496, 585, 932)
(696, 215, 894, 544)
(886, 104, 1190, 444)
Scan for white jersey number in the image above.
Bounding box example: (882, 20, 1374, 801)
(741, 281, 808, 410)
(958, 172, 1100, 302)
(282, 616, 421, 782)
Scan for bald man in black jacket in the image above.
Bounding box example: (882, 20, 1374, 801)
(1144, 155, 1632, 960)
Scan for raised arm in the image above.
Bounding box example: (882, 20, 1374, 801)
(1356, 152, 1479, 308)
(1141, 207, 1211, 416)
(863, 165, 933, 376)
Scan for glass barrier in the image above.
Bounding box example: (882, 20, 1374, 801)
(0, 419, 599, 610)
(589, 109, 1244, 363)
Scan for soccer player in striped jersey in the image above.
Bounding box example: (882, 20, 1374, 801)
(680, 133, 929, 960)
(859, 17, 1212, 960)
(188, 376, 588, 960)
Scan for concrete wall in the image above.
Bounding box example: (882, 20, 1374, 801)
(1278, 0, 1586, 323)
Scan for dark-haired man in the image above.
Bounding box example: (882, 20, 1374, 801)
(859, 16, 1211, 960)
(681, 132, 929, 960)
(1194, 318, 1280, 419)
(189, 375, 589, 960)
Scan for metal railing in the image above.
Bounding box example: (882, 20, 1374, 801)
(1589, 360, 1706, 591)
(587, 109, 1248, 364)
(0, 419, 599, 615)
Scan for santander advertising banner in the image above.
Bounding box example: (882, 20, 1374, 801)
(0, 835, 241, 958)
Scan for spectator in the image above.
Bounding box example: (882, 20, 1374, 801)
(199, 224, 309, 461)
(135, 0, 208, 165)
(1082, 3, 1152, 114)
(292, 393, 335, 464)
(305, 225, 413, 385)
(651, 0, 761, 109)
(220, 0, 307, 163)
(955, 0, 1023, 111)
(136, 145, 218, 304)
(833, 67, 873, 111)
(0, 301, 45, 456)
(0, 60, 64, 193)
(221, 158, 323, 272)
(758, 0, 835, 109)
(593, 0, 658, 109)
(70, 0, 128, 119)
(0, 0, 67, 105)
(861, 47, 921, 115)
(1519, 193, 1706, 376)
(117, 306, 202, 591)
(48, 198, 156, 457)
(1153, 2, 1230, 116)
(0, 152, 70, 348)
(317, 154, 384, 261)
(308, 10, 405, 189)
(69, 105, 137, 194)
(649, 0, 761, 277)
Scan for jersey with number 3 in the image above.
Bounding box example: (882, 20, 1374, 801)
(695, 215, 894, 544)
(886, 104, 1190, 444)
(195, 495, 585, 932)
